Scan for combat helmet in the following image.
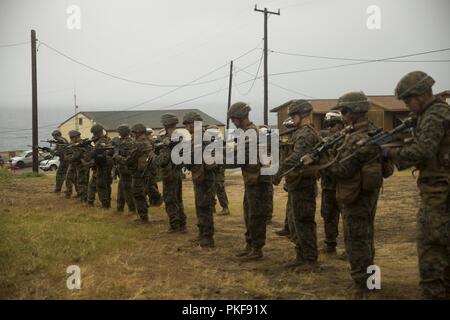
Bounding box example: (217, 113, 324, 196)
(395, 71, 435, 100)
(332, 91, 370, 113)
(227, 102, 251, 118)
(117, 124, 130, 137)
(323, 111, 343, 128)
(287, 100, 313, 117)
(182, 111, 203, 124)
(52, 129, 62, 137)
(131, 123, 147, 134)
(161, 113, 179, 127)
(90, 124, 104, 135)
(68, 130, 81, 138)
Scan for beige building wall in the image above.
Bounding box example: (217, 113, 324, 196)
(58, 113, 95, 139)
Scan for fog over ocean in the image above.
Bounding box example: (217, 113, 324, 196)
(0, 107, 73, 151)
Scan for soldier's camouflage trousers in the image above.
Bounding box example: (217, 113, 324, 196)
(243, 179, 272, 249)
(117, 169, 135, 212)
(76, 166, 90, 202)
(132, 173, 149, 220)
(321, 188, 341, 249)
(88, 166, 112, 208)
(416, 177, 450, 298)
(65, 164, 78, 196)
(289, 180, 318, 261)
(342, 188, 379, 287)
(265, 182, 274, 222)
(162, 173, 186, 230)
(282, 192, 296, 240)
(55, 160, 69, 192)
(213, 180, 229, 209)
(147, 174, 162, 206)
(193, 173, 215, 239)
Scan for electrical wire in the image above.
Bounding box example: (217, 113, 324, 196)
(0, 41, 29, 48)
(270, 49, 450, 63)
(38, 40, 260, 88)
(269, 47, 450, 76)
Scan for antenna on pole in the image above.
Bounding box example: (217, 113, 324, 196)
(74, 87, 79, 130)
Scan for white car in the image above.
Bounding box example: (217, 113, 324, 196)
(40, 156, 60, 171)
(9, 150, 50, 168)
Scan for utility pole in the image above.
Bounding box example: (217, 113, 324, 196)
(31, 30, 39, 173)
(226, 60, 233, 130)
(74, 88, 79, 130)
(254, 5, 280, 126)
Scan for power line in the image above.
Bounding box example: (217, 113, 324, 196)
(38, 40, 260, 88)
(234, 66, 316, 99)
(0, 41, 29, 48)
(233, 49, 264, 96)
(270, 49, 450, 63)
(269, 47, 450, 76)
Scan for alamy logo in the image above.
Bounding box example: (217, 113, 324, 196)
(66, 265, 81, 290)
(66, 5, 81, 30)
(366, 265, 381, 290)
(366, 5, 381, 30)
(169, 121, 279, 175)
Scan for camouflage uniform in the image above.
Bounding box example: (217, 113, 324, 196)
(389, 71, 450, 298)
(154, 114, 186, 231)
(115, 124, 153, 222)
(329, 92, 383, 288)
(279, 100, 321, 264)
(213, 165, 229, 210)
(51, 131, 69, 193)
(227, 102, 272, 260)
(114, 125, 136, 212)
(87, 125, 113, 208)
(182, 111, 215, 246)
(145, 133, 162, 207)
(320, 113, 344, 252)
(68, 131, 92, 203)
(64, 162, 79, 197)
(320, 172, 340, 250)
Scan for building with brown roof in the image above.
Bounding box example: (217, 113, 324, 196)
(271, 95, 411, 131)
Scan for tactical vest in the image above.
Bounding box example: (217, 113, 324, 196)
(414, 100, 450, 178)
(335, 122, 383, 204)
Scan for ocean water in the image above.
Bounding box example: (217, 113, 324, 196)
(0, 107, 74, 152)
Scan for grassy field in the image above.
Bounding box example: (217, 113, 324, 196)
(0, 168, 423, 299)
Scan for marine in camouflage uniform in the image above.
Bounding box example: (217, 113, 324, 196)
(154, 113, 187, 232)
(205, 125, 230, 216)
(114, 124, 153, 223)
(87, 124, 114, 209)
(276, 100, 321, 269)
(275, 117, 296, 238)
(320, 112, 344, 253)
(182, 112, 215, 247)
(385, 71, 450, 299)
(228, 102, 272, 261)
(67, 130, 91, 203)
(328, 91, 383, 290)
(50, 130, 69, 193)
(114, 124, 136, 213)
(145, 128, 163, 207)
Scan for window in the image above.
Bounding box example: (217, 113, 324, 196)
(78, 118, 83, 125)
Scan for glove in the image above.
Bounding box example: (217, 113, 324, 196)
(300, 153, 317, 166)
(381, 147, 391, 160)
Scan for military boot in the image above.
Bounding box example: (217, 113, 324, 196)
(275, 228, 290, 237)
(320, 245, 337, 255)
(217, 207, 230, 216)
(240, 248, 263, 262)
(235, 244, 252, 257)
(134, 217, 149, 225)
(294, 260, 319, 272)
(199, 237, 215, 248)
(284, 251, 306, 268)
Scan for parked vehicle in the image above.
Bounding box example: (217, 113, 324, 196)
(39, 156, 60, 171)
(8, 150, 51, 168)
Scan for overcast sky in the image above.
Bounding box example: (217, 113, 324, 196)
(0, 0, 449, 125)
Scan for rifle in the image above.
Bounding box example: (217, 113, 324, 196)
(337, 117, 415, 164)
(279, 127, 297, 137)
(277, 124, 355, 178)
